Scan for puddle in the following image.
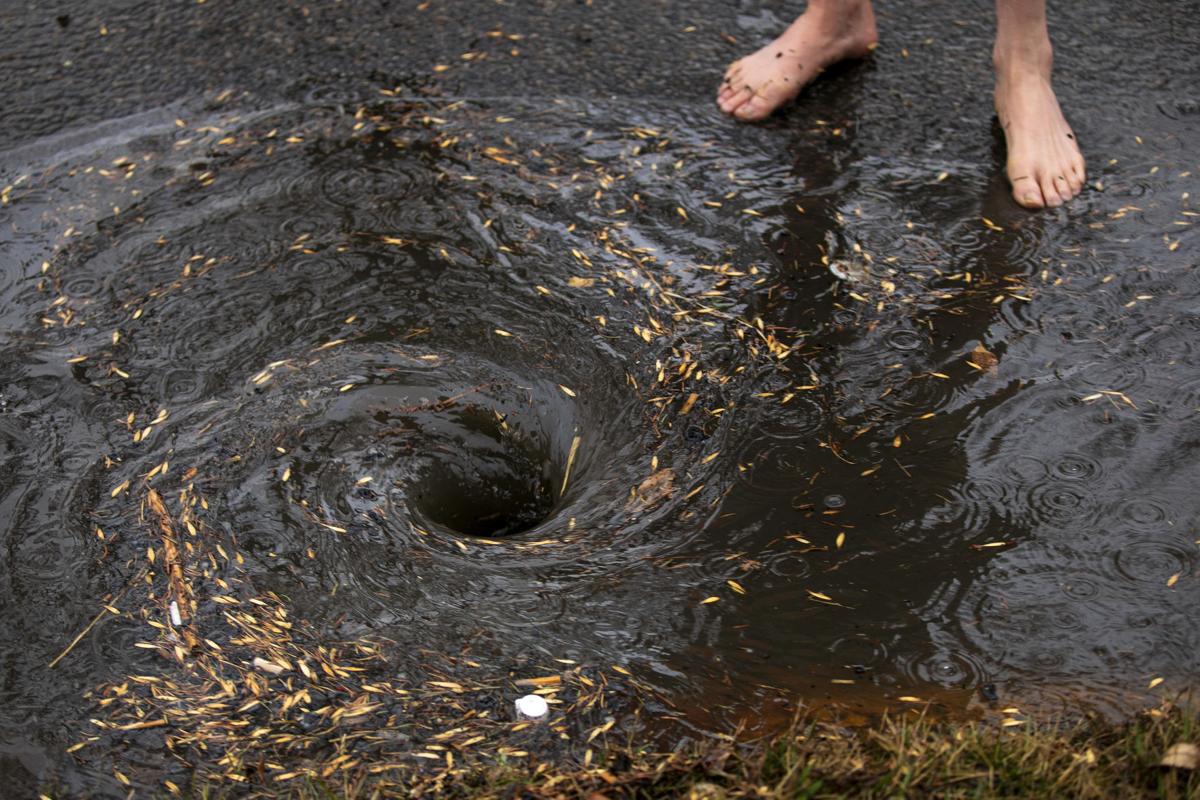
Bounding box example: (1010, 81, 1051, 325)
(1, 0, 1198, 790)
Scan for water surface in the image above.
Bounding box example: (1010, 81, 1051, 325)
(1, 0, 1198, 793)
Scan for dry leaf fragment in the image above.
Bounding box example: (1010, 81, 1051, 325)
(1161, 743, 1199, 770)
(560, 433, 582, 497)
(626, 468, 674, 512)
(686, 782, 728, 800)
(514, 675, 562, 688)
(971, 344, 998, 372)
(1161, 743, 1200, 767)
(679, 392, 699, 415)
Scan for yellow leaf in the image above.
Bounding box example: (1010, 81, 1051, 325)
(1160, 743, 1200, 770)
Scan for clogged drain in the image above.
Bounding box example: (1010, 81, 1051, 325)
(408, 403, 561, 538)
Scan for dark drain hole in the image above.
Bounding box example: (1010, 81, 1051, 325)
(412, 446, 558, 538)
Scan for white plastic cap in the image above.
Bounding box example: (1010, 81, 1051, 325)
(514, 693, 549, 719)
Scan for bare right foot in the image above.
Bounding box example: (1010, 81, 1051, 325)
(994, 43, 1085, 208)
(717, 0, 878, 122)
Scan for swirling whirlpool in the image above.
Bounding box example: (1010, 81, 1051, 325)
(19, 97, 779, 689)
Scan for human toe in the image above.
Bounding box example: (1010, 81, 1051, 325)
(1069, 154, 1086, 190)
(1039, 174, 1065, 207)
(733, 93, 775, 121)
(1011, 174, 1045, 209)
(1066, 167, 1084, 196)
(1058, 174, 1078, 201)
(718, 70, 742, 99)
(719, 86, 753, 115)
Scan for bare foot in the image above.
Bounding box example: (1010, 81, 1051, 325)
(994, 55, 1085, 208)
(717, 1, 877, 122)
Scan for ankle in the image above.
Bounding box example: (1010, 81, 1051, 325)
(993, 34, 1053, 80)
(799, 0, 876, 41)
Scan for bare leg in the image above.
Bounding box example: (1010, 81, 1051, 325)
(993, 0, 1085, 208)
(717, 0, 877, 122)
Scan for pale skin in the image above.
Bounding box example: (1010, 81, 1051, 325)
(716, 0, 1085, 209)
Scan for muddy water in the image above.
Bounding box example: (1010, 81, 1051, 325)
(1, 0, 1199, 792)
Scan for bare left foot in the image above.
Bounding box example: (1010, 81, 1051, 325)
(717, 0, 877, 122)
(994, 51, 1085, 208)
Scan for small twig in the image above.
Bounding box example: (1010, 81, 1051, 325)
(382, 383, 496, 422)
(48, 608, 110, 669)
(146, 489, 189, 617)
(48, 567, 146, 669)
